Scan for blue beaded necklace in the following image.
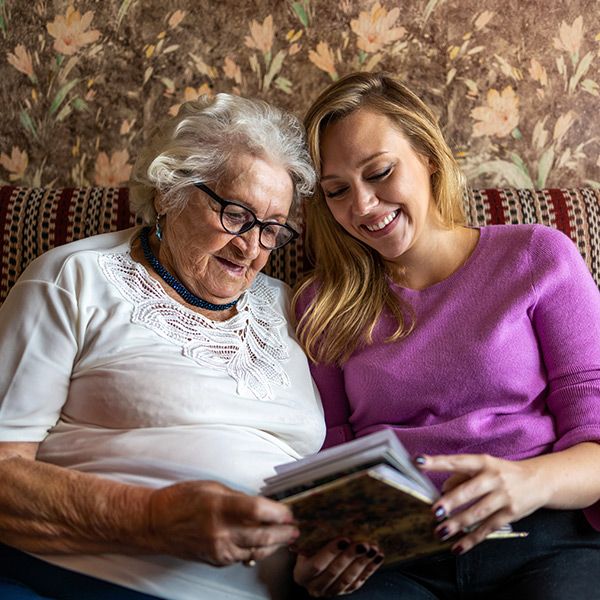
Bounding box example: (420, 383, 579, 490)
(139, 226, 239, 311)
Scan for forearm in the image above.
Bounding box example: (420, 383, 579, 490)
(0, 455, 153, 554)
(527, 441, 600, 510)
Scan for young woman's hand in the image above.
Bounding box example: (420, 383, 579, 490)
(293, 538, 384, 597)
(416, 453, 546, 554)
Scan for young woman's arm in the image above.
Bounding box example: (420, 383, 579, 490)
(420, 228, 600, 553)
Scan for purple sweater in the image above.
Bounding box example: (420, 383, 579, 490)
(299, 225, 600, 528)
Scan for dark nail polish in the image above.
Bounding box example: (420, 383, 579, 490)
(437, 526, 450, 540)
(337, 539, 350, 551)
(355, 543, 367, 555)
(434, 506, 446, 521)
(452, 545, 464, 556)
(414, 455, 426, 466)
(366, 548, 377, 558)
(374, 554, 384, 564)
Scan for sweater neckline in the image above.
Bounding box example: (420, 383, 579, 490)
(389, 226, 487, 295)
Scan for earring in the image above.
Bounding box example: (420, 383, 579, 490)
(155, 214, 163, 241)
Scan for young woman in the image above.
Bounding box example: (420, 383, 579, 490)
(292, 72, 600, 599)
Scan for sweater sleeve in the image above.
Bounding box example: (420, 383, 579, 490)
(295, 285, 354, 449)
(528, 227, 600, 529)
(528, 227, 600, 450)
(308, 362, 354, 448)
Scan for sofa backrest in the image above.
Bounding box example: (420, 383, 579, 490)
(1, 186, 599, 305)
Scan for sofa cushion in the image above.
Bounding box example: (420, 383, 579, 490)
(466, 189, 600, 284)
(0, 186, 599, 304)
(0, 187, 135, 303)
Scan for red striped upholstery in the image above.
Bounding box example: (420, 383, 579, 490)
(466, 189, 600, 282)
(1, 186, 599, 304)
(0, 187, 136, 303)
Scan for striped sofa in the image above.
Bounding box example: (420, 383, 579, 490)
(1, 186, 599, 304)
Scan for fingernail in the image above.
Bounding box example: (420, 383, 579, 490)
(355, 543, 367, 555)
(452, 545, 465, 556)
(337, 539, 350, 551)
(374, 554, 384, 564)
(434, 506, 446, 521)
(414, 455, 426, 466)
(436, 526, 450, 540)
(366, 548, 377, 558)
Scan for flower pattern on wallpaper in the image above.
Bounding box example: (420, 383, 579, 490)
(46, 6, 101, 56)
(0, 0, 599, 188)
(554, 16, 584, 57)
(350, 2, 406, 54)
(0, 147, 28, 182)
(471, 87, 520, 139)
(309, 1, 408, 79)
(308, 41, 337, 80)
(168, 84, 214, 117)
(7, 45, 35, 81)
(245, 14, 274, 56)
(94, 149, 133, 186)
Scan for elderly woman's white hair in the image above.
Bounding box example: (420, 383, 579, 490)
(129, 93, 316, 224)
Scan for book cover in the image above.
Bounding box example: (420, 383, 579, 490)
(262, 431, 527, 564)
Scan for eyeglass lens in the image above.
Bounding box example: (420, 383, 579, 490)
(221, 205, 293, 249)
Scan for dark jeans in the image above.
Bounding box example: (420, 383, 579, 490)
(0, 543, 161, 600)
(295, 508, 600, 600)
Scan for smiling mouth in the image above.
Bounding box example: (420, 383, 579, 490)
(216, 256, 247, 273)
(362, 209, 400, 232)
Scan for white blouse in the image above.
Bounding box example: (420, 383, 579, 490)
(0, 227, 325, 600)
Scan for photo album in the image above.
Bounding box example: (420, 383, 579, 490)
(262, 430, 527, 564)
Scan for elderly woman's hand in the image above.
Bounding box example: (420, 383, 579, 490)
(147, 480, 299, 566)
(293, 538, 384, 597)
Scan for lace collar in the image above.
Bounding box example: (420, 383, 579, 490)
(99, 250, 291, 402)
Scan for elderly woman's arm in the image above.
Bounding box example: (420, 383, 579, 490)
(0, 441, 298, 565)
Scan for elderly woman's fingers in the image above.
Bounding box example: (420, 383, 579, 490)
(147, 480, 299, 566)
(241, 541, 290, 565)
(234, 523, 300, 551)
(224, 492, 296, 525)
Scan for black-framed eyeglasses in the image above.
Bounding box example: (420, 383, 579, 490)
(194, 182, 299, 250)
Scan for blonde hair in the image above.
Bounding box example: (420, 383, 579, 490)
(293, 72, 466, 365)
(129, 93, 315, 223)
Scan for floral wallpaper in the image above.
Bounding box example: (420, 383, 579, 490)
(0, 0, 599, 189)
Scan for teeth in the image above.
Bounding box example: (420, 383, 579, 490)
(365, 210, 399, 232)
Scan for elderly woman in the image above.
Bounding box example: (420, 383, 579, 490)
(0, 94, 324, 600)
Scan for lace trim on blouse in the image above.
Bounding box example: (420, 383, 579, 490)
(99, 251, 291, 402)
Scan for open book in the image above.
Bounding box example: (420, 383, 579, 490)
(261, 430, 527, 564)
